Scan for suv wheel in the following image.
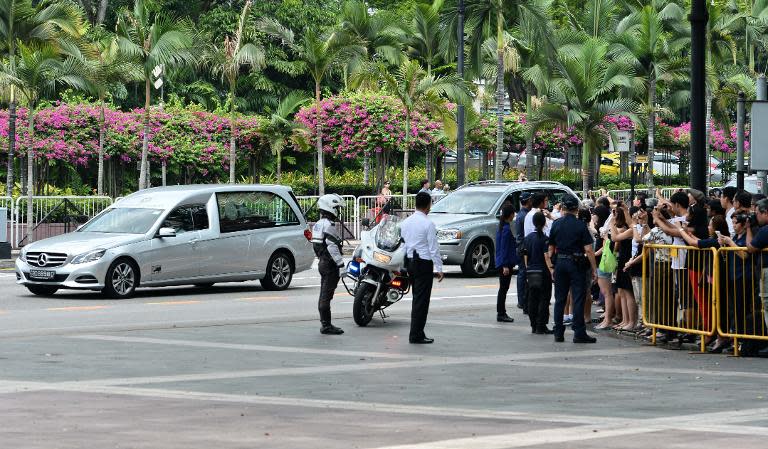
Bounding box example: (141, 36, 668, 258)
(462, 240, 493, 277)
(102, 258, 139, 299)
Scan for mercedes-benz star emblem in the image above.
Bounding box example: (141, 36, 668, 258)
(38, 253, 48, 267)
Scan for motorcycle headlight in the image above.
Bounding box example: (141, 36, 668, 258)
(71, 249, 106, 264)
(373, 251, 392, 264)
(437, 229, 463, 241)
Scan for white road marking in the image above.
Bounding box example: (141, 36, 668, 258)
(429, 320, 511, 329)
(507, 360, 768, 380)
(72, 334, 426, 360)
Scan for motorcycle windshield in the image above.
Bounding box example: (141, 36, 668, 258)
(375, 215, 402, 252)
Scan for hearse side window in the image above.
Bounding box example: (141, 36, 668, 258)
(162, 204, 209, 234)
(217, 191, 300, 233)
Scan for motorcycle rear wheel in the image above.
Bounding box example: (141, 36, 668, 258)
(353, 282, 377, 326)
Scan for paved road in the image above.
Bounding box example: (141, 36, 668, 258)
(1, 264, 767, 448)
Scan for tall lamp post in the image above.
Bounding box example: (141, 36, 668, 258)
(689, 0, 708, 193)
(456, 0, 466, 187)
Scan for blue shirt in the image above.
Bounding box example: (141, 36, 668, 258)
(495, 223, 519, 269)
(523, 232, 549, 272)
(549, 214, 593, 255)
(727, 233, 753, 280)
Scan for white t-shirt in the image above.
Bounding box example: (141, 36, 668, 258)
(632, 224, 643, 257)
(523, 207, 552, 237)
(726, 207, 735, 237)
(669, 216, 687, 269)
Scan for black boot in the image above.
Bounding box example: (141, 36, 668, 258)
(535, 325, 554, 335)
(320, 322, 344, 335)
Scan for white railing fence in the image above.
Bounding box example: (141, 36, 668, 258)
(1, 196, 13, 246)
(13, 196, 113, 247)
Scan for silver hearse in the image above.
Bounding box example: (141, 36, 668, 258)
(16, 185, 314, 298)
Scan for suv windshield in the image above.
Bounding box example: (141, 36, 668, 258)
(430, 190, 501, 214)
(79, 208, 164, 234)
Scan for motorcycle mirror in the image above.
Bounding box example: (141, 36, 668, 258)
(361, 218, 371, 228)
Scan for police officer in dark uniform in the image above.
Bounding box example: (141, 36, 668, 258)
(548, 195, 598, 343)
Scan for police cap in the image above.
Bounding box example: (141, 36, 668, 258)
(562, 195, 580, 211)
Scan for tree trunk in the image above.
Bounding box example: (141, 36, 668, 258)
(426, 147, 433, 184)
(581, 138, 590, 197)
(26, 107, 35, 244)
(315, 81, 325, 195)
(6, 100, 16, 197)
(494, 18, 504, 182)
(646, 78, 656, 188)
(98, 96, 106, 195)
(139, 78, 151, 190)
(229, 88, 237, 184)
(525, 94, 535, 180)
(96, 0, 108, 25)
(403, 111, 411, 202)
(276, 149, 282, 183)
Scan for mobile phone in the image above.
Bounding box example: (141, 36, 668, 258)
(715, 231, 722, 238)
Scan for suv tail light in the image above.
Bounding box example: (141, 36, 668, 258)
(304, 228, 312, 242)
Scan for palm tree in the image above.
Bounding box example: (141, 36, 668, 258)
(352, 59, 471, 199)
(528, 37, 637, 195)
(406, 0, 444, 76)
(446, 0, 551, 181)
(0, 0, 86, 196)
(339, 0, 404, 71)
(3, 43, 88, 243)
(202, 0, 265, 184)
(82, 29, 142, 195)
(611, 0, 686, 187)
(259, 18, 365, 195)
(116, 0, 195, 190)
(261, 91, 312, 183)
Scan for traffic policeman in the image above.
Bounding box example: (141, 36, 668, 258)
(548, 195, 598, 343)
(311, 194, 346, 335)
(400, 191, 444, 344)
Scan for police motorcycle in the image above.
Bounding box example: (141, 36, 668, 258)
(343, 214, 410, 326)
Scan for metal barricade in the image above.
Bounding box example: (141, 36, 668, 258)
(717, 247, 768, 356)
(606, 189, 633, 203)
(0, 197, 13, 249)
(13, 196, 113, 247)
(642, 243, 718, 352)
(355, 194, 417, 239)
(296, 195, 357, 241)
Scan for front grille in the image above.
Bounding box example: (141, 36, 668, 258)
(26, 252, 68, 268)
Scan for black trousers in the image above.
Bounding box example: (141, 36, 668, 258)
(408, 255, 434, 341)
(497, 271, 512, 315)
(318, 258, 340, 324)
(527, 270, 551, 329)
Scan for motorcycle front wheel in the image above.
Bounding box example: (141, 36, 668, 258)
(353, 282, 377, 326)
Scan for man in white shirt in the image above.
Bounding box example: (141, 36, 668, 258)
(523, 192, 553, 236)
(721, 186, 737, 236)
(431, 180, 444, 196)
(400, 192, 444, 344)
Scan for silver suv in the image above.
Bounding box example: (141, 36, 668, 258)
(430, 181, 579, 277)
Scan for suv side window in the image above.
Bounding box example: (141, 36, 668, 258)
(217, 191, 300, 233)
(545, 189, 569, 209)
(162, 204, 208, 234)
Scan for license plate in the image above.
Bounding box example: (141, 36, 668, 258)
(29, 269, 55, 280)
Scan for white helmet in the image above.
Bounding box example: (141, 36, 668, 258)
(317, 194, 345, 217)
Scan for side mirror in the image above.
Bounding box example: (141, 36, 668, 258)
(157, 227, 177, 238)
(361, 218, 371, 228)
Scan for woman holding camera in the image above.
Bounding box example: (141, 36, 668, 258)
(611, 203, 636, 331)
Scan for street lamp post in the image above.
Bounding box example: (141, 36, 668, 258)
(456, 0, 466, 187)
(689, 0, 708, 193)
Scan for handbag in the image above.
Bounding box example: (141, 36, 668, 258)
(598, 239, 618, 273)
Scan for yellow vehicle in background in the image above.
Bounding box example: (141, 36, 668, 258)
(599, 152, 621, 175)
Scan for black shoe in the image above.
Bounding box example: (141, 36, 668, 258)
(554, 334, 565, 343)
(497, 314, 515, 323)
(573, 334, 597, 344)
(320, 324, 344, 335)
(535, 326, 554, 335)
(409, 337, 434, 344)
(709, 341, 732, 354)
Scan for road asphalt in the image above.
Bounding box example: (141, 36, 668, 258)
(0, 263, 767, 448)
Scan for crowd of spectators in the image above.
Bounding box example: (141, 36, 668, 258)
(506, 186, 768, 356)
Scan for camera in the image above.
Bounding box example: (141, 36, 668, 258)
(734, 212, 758, 226)
(644, 198, 658, 212)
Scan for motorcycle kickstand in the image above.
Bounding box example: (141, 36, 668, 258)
(379, 310, 388, 322)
